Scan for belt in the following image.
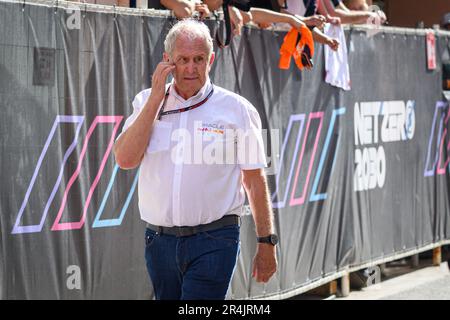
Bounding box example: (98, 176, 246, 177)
(146, 214, 240, 237)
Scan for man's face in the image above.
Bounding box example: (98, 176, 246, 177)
(164, 35, 214, 99)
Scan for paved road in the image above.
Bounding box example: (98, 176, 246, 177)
(383, 274, 450, 299)
(337, 262, 450, 300)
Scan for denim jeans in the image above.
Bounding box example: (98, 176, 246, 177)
(144, 224, 240, 300)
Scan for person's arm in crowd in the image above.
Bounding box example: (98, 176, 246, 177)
(202, 0, 222, 11)
(312, 27, 339, 51)
(229, 5, 244, 35)
(279, 6, 327, 29)
(242, 169, 277, 283)
(317, 0, 341, 24)
(297, 14, 327, 29)
(246, 8, 306, 30)
(160, 0, 210, 19)
(114, 61, 175, 169)
(277, 0, 327, 30)
(198, 0, 244, 35)
(319, 0, 386, 25)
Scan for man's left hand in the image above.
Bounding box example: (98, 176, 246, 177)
(252, 243, 277, 283)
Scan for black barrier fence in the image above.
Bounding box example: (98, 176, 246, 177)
(1, 0, 450, 299)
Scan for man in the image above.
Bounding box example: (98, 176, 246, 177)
(113, 19, 278, 300)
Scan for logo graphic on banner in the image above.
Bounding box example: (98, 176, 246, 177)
(11, 115, 140, 235)
(354, 100, 415, 192)
(424, 101, 450, 177)
(271, 108, 346, 208)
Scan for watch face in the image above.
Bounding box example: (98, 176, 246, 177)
(258, 234, 278, 245)
(270, 234, 279, 245)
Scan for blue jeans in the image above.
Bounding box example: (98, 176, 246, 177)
(144, 224, 240, 300)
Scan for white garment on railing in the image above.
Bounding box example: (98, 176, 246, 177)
(324, 23, 351, 91)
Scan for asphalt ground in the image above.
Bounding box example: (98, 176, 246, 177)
(336, 260, 450, 300)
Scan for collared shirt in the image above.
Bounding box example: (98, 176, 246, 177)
(120, 79, 267, 227)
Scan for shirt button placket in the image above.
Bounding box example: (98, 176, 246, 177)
(173, 111, 187, 226)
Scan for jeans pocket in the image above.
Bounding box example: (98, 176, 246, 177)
(202, 225, 240, 245)
(145, 229, 158, 248)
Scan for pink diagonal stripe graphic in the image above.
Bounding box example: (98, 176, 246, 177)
(437, 107, 450, 175)
(289, 112, 324, 207)
(51, 116, 123, 231)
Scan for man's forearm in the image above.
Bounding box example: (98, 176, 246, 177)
(333, 8, 371, 24)
(249, 8, 293, 26)
(243, 170, 274, 237)
(312, 27, 328, 44)
(113, 97, 160, 169)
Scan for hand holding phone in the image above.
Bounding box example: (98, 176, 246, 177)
(150, 58, 176, 104)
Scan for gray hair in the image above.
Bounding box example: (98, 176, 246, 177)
(164, 19, 213, 58)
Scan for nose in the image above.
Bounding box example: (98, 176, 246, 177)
(186, 60, 196, 74)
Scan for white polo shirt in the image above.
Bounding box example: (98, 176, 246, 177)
(120, 79, 267, 227)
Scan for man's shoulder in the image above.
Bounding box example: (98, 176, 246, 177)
(135, 88, 152, 100)
(213, 86, 255, 110)
(132, 88, 152, 109)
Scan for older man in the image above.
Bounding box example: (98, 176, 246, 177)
(113, 19, 277, 300)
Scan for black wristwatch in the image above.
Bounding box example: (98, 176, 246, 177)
(257, 234, 278, 246)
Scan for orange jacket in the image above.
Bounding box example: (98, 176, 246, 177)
(279, 25, 315, 71)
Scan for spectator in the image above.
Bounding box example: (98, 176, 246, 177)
(154, 0, 336, 52)
(149, 0, 211, 19)
(213, 1, 309, 37)
(240, 7, 307, 32)
(319, 0, 387, 25)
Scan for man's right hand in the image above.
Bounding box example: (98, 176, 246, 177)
(149, 60, 176, 106)
(114, 60, 175, 169)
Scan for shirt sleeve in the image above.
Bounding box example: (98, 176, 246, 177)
(116, 89, 150, 141)
(237, 100, 268, 170)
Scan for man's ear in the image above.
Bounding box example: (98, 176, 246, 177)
(163, 52, 170, 62)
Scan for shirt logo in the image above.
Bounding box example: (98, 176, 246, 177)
(197, 123, 225, 136)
